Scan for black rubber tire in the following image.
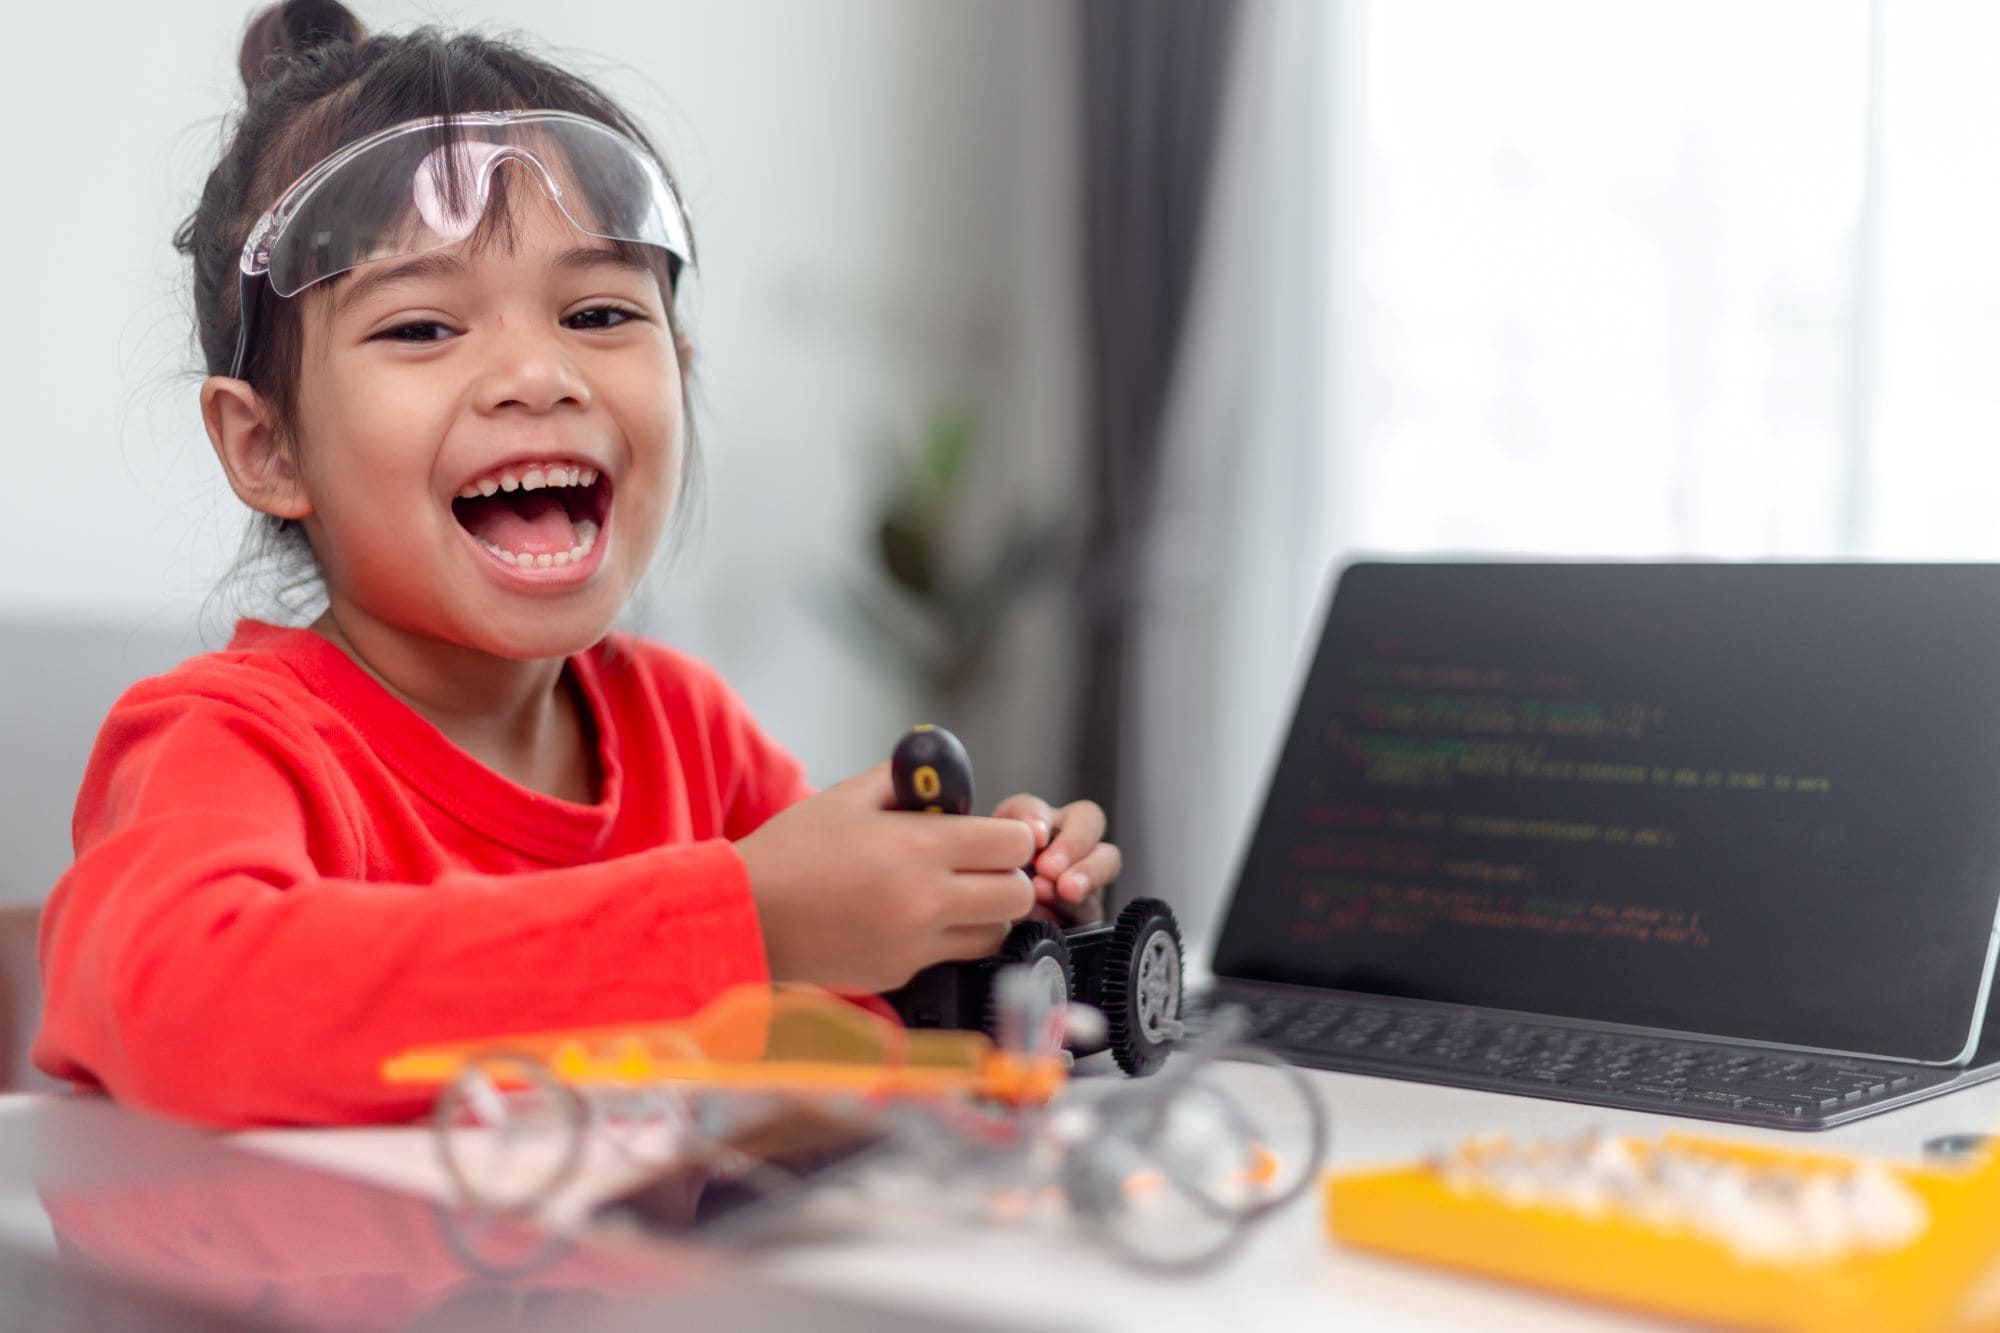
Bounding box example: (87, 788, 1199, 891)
(1100, 899, 1184, 1077)
(984, 919, 1074, 1042)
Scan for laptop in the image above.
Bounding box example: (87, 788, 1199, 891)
(1203, 560, 2000, 1129)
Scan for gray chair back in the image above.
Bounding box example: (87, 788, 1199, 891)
(0, 619, 204, 1089)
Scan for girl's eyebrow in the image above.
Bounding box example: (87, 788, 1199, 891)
(333, 246, 651, 316)
(336, 252, 467, 315)
(553, 245, 654, 277)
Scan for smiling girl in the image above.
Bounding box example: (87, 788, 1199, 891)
(32, 0, 1120, 1127)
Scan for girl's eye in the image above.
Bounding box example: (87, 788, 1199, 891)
(376, 320, 454, 343)
(369, 306, 643, 342)
(565, 305, 643, 330)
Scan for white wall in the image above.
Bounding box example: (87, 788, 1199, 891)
(0, 0, 1083, 798)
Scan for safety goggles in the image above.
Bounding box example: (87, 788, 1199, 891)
(230, 109, 695, 379)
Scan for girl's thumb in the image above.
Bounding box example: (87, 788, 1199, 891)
(831, 760, 896, 810)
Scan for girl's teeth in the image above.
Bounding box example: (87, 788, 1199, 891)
(457, 464, 600, 495)
(475, 523, 600, 570)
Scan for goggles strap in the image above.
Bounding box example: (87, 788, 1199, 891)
(229, 270, 262, 382)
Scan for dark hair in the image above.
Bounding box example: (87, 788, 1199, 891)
(180, 0, 699, 616)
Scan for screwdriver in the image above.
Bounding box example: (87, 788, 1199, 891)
(890, 723, 974, 815)
(891, 724, 1059, 888)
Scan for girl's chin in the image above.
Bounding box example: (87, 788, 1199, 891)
(467, 604, 625, 663)
(452, 526, 634, 652)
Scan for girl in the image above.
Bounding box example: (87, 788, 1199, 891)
(33, 0, 1119, 1128)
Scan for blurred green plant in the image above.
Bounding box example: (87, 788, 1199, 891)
(841, 406, 1069, 704)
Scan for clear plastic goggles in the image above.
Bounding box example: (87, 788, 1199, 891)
(229, 110, 694, 378)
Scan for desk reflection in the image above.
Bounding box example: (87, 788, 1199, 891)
(7, 1095, 1026, 1333)
(17, 1097, 701, 1332)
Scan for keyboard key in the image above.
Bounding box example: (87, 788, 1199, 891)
(1214, 991, 1937, 1125)
(1738, 1078, 1821, 1096)
(1818, 1078, 1890, 1098)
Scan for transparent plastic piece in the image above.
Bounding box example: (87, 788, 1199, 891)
(240, 110, 692, 295)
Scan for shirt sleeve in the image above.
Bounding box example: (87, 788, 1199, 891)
(717, 700, 815, 841)
(660, 650, 816, 840)
(33, 688, 772, 1129)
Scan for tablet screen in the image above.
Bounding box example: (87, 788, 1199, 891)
(1212, 562, 2000, 1062)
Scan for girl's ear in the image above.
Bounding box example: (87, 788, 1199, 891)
(200, 377, 312, 520)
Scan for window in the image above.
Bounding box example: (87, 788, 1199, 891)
(1333, 1, 2000, 559)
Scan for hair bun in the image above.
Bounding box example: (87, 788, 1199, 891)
(239, 0, 366, 93)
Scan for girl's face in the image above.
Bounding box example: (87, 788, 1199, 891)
(286, 185, 683, 663)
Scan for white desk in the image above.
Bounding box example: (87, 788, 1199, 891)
(203, 1061, 2000, 1333)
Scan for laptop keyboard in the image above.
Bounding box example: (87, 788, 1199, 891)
(1199, 989, 1955, 1129)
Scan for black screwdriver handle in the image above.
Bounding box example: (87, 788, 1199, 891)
(890, 725, 974, 816)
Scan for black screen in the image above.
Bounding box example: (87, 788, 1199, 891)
(1211, 562, 2000, 1062)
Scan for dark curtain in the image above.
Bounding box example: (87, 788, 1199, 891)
(1074, 0, 1239, 898)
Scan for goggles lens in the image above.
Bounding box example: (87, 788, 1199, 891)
(240, 110, 694, 298)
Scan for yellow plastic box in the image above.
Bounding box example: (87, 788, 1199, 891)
(1326, 1132, 2000, 1331)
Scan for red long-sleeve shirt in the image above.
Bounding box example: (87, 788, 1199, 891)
(33, 620, 812, 1128)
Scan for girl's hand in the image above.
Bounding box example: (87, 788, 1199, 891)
(736, 763, 1038, 992)
(989, 793, 1120, 926)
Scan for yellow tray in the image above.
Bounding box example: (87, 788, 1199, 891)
(1325, 1132, 2000, 1331)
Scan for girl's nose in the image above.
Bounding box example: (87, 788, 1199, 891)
(473, 321, 591, 416)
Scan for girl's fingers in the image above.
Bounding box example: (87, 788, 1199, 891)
(1055, 841, 1121, 904)
(840, 761, 895, 809)
(1058, 888, 1106, 926)
(938, 870, 1036, 928)
(1033, 800, 1107, 881)
(938, 921, 1013, 961)
(990, 793, 1054, 849)
(905, 814, 1036, 870)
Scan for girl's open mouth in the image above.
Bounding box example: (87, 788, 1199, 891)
(449, 460, 613, 577)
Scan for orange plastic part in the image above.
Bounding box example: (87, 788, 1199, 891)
(1325, 1131, 2000, 1332)
(382, 983, 1068, 1107)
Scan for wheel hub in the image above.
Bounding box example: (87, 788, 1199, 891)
(1133, 932, 1181, 1042)
(1026, 953, 1069, 1011)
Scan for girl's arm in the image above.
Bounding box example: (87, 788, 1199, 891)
(34, 689, 773, 1129)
